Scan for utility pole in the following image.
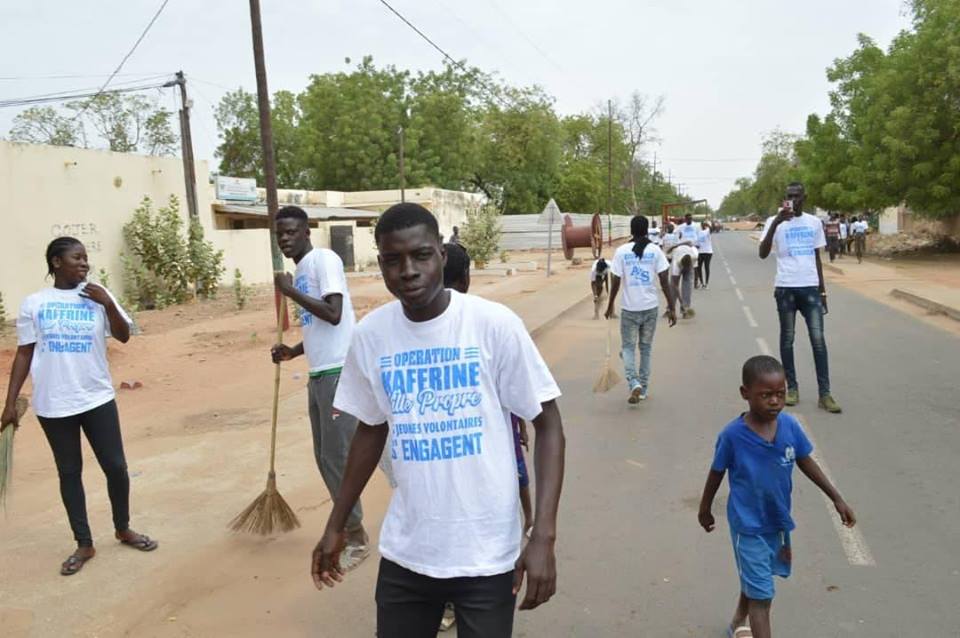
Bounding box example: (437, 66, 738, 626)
(398, 125, 406, 203)
(607, 99, 613, 247)
(248, 0, 288, 327)
(167, 71, 198, 220)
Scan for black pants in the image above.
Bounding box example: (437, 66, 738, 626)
(697, 252, 713, 286)
(375, 558, 515, 638)
(38, 400, 130, 547)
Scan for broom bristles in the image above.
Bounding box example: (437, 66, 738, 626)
(593, 366, 621, 393)
(1, 397, 30, 509)
(229, 473, 301, 535)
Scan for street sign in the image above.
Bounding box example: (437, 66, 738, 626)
(538, 198, 562, 225)
(540, 198, 562, 276)
(215, 175, 258, 202)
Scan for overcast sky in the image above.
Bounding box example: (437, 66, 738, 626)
(1, 0, 911, 208)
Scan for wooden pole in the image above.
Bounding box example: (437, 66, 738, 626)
(248, 0, 288, 329)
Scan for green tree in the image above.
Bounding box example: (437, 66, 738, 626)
(68, 93, 176, 155)
(9, 106, 82, 146)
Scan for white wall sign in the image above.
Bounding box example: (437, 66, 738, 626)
(216, 175, 258, 202)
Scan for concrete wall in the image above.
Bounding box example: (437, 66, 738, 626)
(0, 141, 481, 310)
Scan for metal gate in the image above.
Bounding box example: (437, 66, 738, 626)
(330, 225, 355, 270)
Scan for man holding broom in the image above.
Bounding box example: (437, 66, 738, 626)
(311, 203, 566, 638)
(269, 205, 369, 570)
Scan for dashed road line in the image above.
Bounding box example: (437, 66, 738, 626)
(742, 305, 758, 328)
(756, 337, 771, 355)
(729, 275, 738, 286)
(795, 414, 877, 567)
(735, 288, 744, 301)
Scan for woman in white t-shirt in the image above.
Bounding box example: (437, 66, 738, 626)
(1, 237, 157, 576)
(695, 221, 714, 289)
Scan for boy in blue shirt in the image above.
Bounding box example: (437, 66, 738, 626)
(698, 355, 856, 638)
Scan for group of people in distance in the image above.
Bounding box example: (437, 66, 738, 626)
(823, 212, 870, 263)
(1, 193, 857, 638)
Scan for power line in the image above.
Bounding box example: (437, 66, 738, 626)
(69, 0, 172, 122)
(0, 82, 170, 109)
(660, 157, 759, 162)
(479, 0, 565, 72)
(0, 72, 167, 81)
(375, 0, 511, 109)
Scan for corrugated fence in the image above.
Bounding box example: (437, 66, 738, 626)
(498, 214, 636, 251)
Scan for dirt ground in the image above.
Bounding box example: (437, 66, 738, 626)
(0, 249, 595, 638)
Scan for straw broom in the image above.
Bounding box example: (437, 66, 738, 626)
(593, 320, 622, 393)
(0, 396, 29, 510)
(229, 295, 300, 535)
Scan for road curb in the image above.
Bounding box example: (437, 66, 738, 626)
(529, 292, 594, 340)
(891, 288, 960, 322)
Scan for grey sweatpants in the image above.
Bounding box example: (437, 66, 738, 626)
(308, 374, 363, 531)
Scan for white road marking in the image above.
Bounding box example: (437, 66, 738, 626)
(756, 337, 771, 355)
(795, 414, 877, 567)
(729, 275, 738, 286)
(626, 459, 646, 469)
(742, 305, 758, 328)
(735, 288, 744, 301)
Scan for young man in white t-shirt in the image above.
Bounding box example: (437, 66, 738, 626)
(670, 243, 699, 318)
(759, 183, 841, 413)
(677, 213, 699, 245)
(648, 220, 663, 246)
(270, 206, 370, 569)
(605, 215, 677, 403)
(311, 203, 566, 638)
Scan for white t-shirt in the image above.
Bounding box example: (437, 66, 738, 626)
(662, 232, 678, 258)
(839, 223, 848, 239)
(16, 284, 132, 418)
(852, 220, 868, 235)
(670, 245, 699, 277)
(610, 241, 670, 312)
(333, 291, 561, 578)
(589, 259, 609, 282)
(697, 228, 713, 253)
(648, 227, 662, 246)
(761, 212, 827, 288)
(294, 248, 356, 373)
(677, 222, 699, 243)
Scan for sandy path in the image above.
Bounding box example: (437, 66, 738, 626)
(0, 252, 591, 638)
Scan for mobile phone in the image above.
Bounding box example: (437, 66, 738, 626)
(781, 199, 793, 212)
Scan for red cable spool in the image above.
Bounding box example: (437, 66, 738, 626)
(561, 213, 604, 260)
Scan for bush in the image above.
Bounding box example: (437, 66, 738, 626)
(233, 268, 251, 310)
(122, 195, 224, 310)
(460, 204, 502, 268)
(0, 292, 7, 335)
(97, 267, 111, 290)
(500, 250, 510, 263)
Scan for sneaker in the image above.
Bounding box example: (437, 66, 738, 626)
(686, 308, 696, 318)
(628, 386, 643, 404)
(818, 395, 842, 413)
(785, 389, 799, 406)
(638, 387, 648, 401)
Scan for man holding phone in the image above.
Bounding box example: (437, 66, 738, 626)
(758, 182, 842, 413)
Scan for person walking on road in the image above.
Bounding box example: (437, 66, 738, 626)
(698, 355, 856, 638)
(311, 204, 566, 638)
(648, 220, 663, 246)
(677, 213, 699, 245)
(838, 216, 849, 257)
(605, 215, 677, 404)
(2, 237, 157, 576)
(270, 206, 370, 571)
(824, 214, 841, 263)
(758, 182, 842, 413)
(851, 216, 868, 263)
(590, 257, 611, 319)
(696, 221, 714, 289)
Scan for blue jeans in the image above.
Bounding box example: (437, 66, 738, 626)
(620, 307, 659, 391)
(775, 287, 830, 397)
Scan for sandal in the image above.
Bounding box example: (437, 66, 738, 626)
(728, 625, 752, 638)
(61, 551, 94, 576)
(117, 531, 159, 552)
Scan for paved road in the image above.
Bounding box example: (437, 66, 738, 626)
(513, 231, 960, 637)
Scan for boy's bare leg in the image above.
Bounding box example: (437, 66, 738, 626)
(730, 592, 750, 632)
(520, 486, 533, 535)
(747, 598, 771, 638)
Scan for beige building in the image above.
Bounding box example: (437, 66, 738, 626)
(0, 141, 483, 310)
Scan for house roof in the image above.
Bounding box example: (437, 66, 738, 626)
(213, 203, 379, 220)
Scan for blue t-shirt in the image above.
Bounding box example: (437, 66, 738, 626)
(711, 412, 814, 535)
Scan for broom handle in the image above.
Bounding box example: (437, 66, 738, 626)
(268, 288, 287, 475)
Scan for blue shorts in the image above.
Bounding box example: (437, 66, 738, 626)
(731, 528, 792, 600)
